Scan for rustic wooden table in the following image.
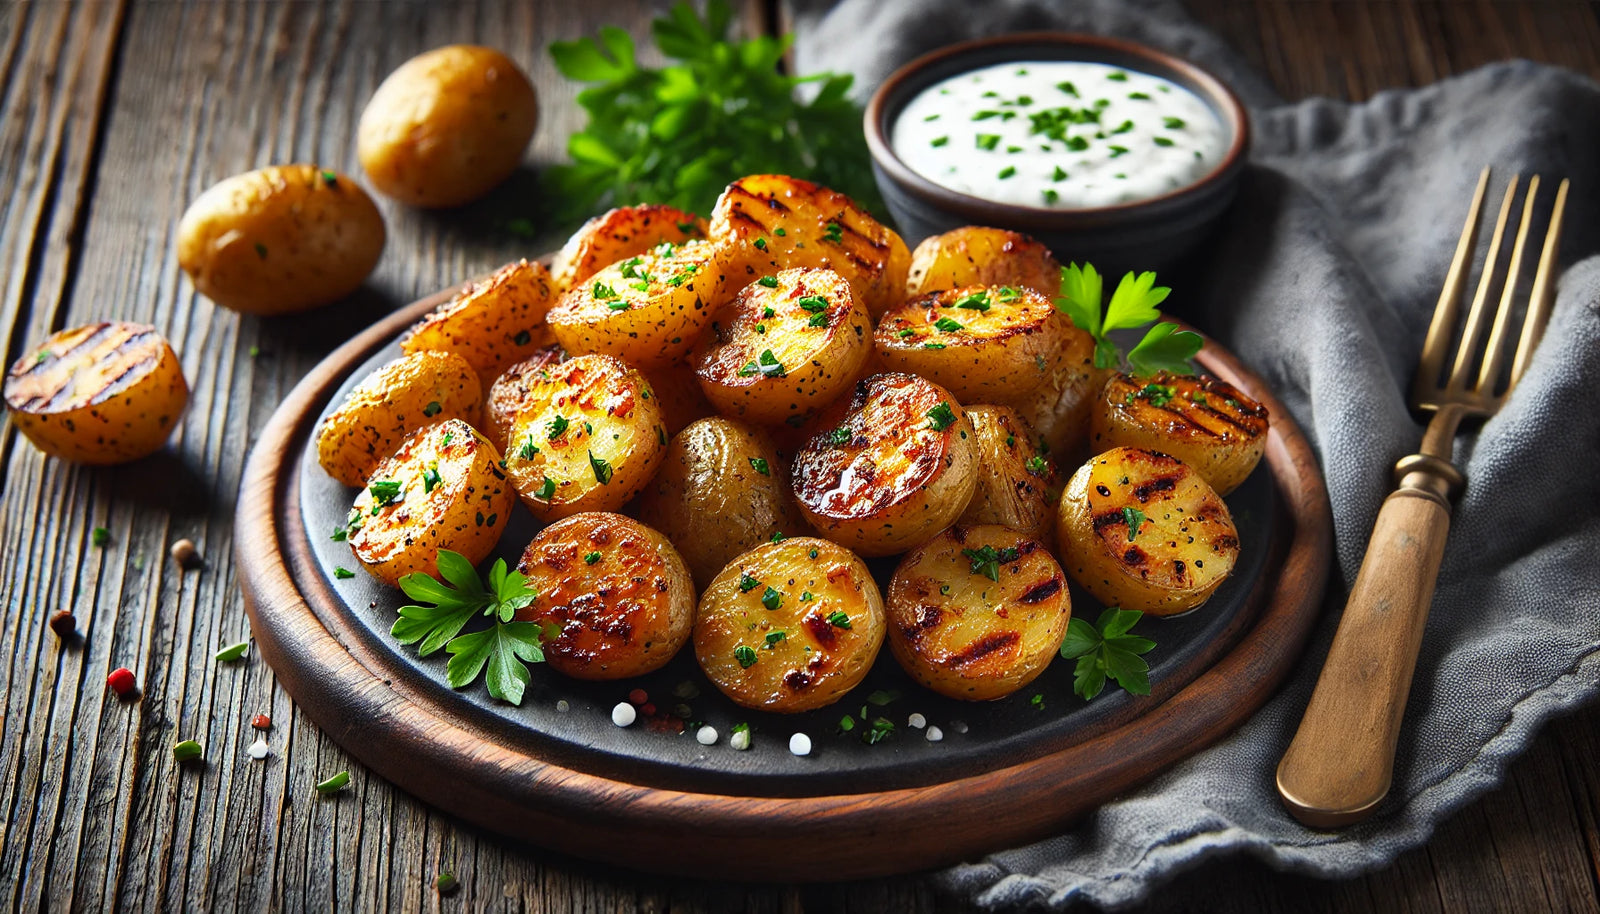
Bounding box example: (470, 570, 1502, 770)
(3, 1, 1597, 911)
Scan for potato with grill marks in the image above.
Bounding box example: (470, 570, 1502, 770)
(958, 405, 1055, 542)
(401, 259, 558, 388)
(887, 525, 1071, 700)
(790, 372, 976, 557)
(317, 350, 483, 487)
(694, 537, 885, 713)
(1091, 372, 1269, 495)
(483, 344, 567, 454)
(904, 226, 1063, 299)
(1055, 446, 1239, 615)
(874, 285, 1065, 406)
(550, 204, 708, 293)
(691, 267, 871, 426)
(515, 512, 695, 680)
(708, 174, 910, 318)
(5, 322, 189, 464)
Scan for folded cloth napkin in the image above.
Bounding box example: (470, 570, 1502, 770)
(792, 0, 1600, 908)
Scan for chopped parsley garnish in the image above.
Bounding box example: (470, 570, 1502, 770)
(1108, 145, 1130, 158)
(1163, 116, 1186, 129)
(739, 573, 762, 593)
(92, 527, 110, 547)
(737, 349, 786, 378)
(1043, 189, 1060, 204)
(518, 437, 539, 460)
(1066, 136, 1090, 152)
(591, 281, 620, 300)
(1026, 455, 1048, 476)
(1030, 693, 1045, 709)
(1052, 165, 1068, 182)
(764, 630, 787, 648)
(1130, 382, 1178, 408)
(962, 544, 1020, 582)
(827, 427, 851, 446)
(758, 275, 778, 288)
(923, 341, 946, 350)
(972, 110, 1000, 121)
(1057, 80, 1078, 96)
(769, 531, 786, 543)
(536, 476, 556, 500)
(926, 401, 957, 431)
(862, 717, 895, 745)
(588, 451, 613, 484)
(995, 286, 1023, 303)
(934, 316, 964, 332)
(1060, 607, 1155, 699)
(827, 610, 851, 629)
(734, 645, 758, 668)
(762, 306, 775, 318)
(369, 480, 403, 507)
(1107, 71, 1128, 81)
(1123, 506, 1148, 541)
(797, 295, 828, 312)
(997, 166, 1017, 180)
(930, 136, 949, 147)
(584, 551, 601, 565)
(800, 591, 814, 602)
(607, 300, 631, 311)
(422, 465, 442, 493)
(748, 457, 770, 476)
(423, 401, 442, 417)
(320, 170, 338, 186)
(1153, 137, 1175, 147)
(334, 566, 355, 579)
(954, 290, 990, 311)
(331, 526, 348, 542)
(547, 415, 570, 440)
(761, 586, 782, 611)
(823, 222, 843, 244)
(975, 133, 1001, 151)
(753, 237, 767, 251)
(1129, 91, 1152, 100)
(1111, 119, 1134, 135)
(808, 312, 828, 327)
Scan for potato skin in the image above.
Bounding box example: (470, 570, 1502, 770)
(316, 351, 483, 487)
(347, 419, 514, 586)
(357, 45, 537, 208)
(1055, 446, 1239, 615)
(177, 165, 384, 315)
(401, 259, 558, 388)
(887, 525, 1070, 700)
(637, 362, 716, 436)
(691, 267, 871, 425)
(515, 512, 694, 680)
(958, 405, 1055, 542)
(874, 284, 1064, 405)
(694, 537, 885, 713)
(634, 417, 811, 589)
(500, 354, 667, 521)
(483, 345, 567, 454)
(551, 204, 707, 293)
(1091, 372, 1269, 495)
(905, 226, 1063, 299)
(1004, 323, 1101, 467)
(790, 372, 977, 557)
(4, 322, 189, 465)
(709, 174, 911, 318)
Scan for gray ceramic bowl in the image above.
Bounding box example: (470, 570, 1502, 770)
(864, 32, 1250, 277)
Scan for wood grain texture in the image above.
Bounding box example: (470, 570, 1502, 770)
(0, 0, 1596, 910)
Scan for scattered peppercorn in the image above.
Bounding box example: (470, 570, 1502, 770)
(251, 714, 272, 730)
(107, 667, 137, 696)
(49, 610, 76, 639)
(170, 539, 199, 569)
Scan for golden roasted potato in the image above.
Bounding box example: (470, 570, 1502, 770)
(4, 322, 188, 465)
(905, 226, 1063, 299)
(1004, 323, 1100, 466)
(551, 204, 707, 292)
(874, 285, 1065, 405)
(547, 239, 730, 369)
(1055, 446, 1239, 615)
(500, 354, 666, 521)
(177, 164, 384, 315)
(637, 362, 716, 436)
(483, 344, 566, 454)
(886, 525, 1070, 700)
(401, 259, 558, 388)
(694, 537, 885, 713)
(346, 419, 513, 586)
(357, 45, 538, 208)
(1091, 372, 1270, 495)
(958, 405, 1055, 542)
(691, 267, 872, 425)
(515, 512, 695, 680)
(790, 372, 976, 556)
(708, 174, 910, 318)
(316, 351, 483, 487)
(634, 417, 811, 589)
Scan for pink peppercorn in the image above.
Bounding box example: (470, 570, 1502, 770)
(628, 688, 648, 705)
(107, 667, 137, 696)
(251, 714, 272, 730)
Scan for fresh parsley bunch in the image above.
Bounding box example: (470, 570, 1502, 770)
(544, 0, 883, 224)
(390, 550, 555, 706)
(1055, 263, 1203, 375)
(1059, 607, 1157, 699)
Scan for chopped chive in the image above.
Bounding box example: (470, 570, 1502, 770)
(315, 771, 350, 794)
(975, 134, 1001, 151)
(1154, 136, 1175, 147)
(172, 740, 203, 762)
(997, 166, 1017, 180)
(1163, 116, 1186, 129)
(215, 642, 249, 662)
(334, 566, 355, 580)
(930, 135, 949, 147)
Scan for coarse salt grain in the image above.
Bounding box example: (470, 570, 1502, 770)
(611, 702, 637, 727)
(556, 699, 570, 712)
(926, 726, 944, 742)
(788, 733, 812, 756)
(907, 712, 927, 729)
(696, 725, 718, 746)
(248, 738, 269, 760)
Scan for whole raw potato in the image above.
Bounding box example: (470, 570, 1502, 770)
(358, 45, 538, 208)
(177, 164, 385, 315)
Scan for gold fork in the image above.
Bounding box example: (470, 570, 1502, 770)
(1275, 168, 1570, 828)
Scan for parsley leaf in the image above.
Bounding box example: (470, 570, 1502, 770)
(1123, 506, 1147, 541)
(1127, 320, 1204, 375)
(1054, 262, 1200, 375)
(1059, 607, 1156, 700)
(961, 544, 1019, 582)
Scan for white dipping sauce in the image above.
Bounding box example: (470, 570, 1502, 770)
(892, 60, 1228, 209)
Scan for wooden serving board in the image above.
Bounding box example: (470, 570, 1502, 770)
(237, 276, 1332, 881)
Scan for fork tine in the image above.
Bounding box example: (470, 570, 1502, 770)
(1415, 168, 1490, 403)
(1509, 177, 1569, 387)
(1446, 175, 1520, 392)
(1475, 175, 1540, 396)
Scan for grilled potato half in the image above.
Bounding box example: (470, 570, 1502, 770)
(694, 537, 886, 713)
(634, 417, 812, 589)
(547, 239, 730, 369)
(515, 512, 695, 680)
(500, 354, 667, 521)
(708, 174, 910, 318)
(1055, 446, 1239, 615)
(1091, 372, 1269, 495)
(691, 267, 871, 425)
(346, 419, 514, 586)
(317, 350, 483, 487)
(401, 259, 558, 388)
(483, 345, 567, 455)
(790, 372, 976, 556)
(958, 405, 1055, 542)
(5, 322, 190, 465)
(886, 525, 1070, 700)
(550, 204, 707, 292)
(904, 226, 1063, 299)
(874, 285, 1065, 405)
(1005, 323, 1101, 466)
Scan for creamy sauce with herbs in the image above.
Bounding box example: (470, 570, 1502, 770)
(892, 61, 1228, 209)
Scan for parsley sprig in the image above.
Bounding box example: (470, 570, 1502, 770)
(390, 550, 554, 706)
(1054, 263, 1202, 375)
(1059, 608, 1156, 699)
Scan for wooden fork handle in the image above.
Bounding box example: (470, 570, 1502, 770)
(1276, 479, 1453, 828)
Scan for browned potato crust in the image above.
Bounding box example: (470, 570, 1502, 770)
(551, 204, 708, 292)
(874, 284, 1064, 405)
(694, 537, 886, 713)
(1090, 372, 1269, 495)
(400, 259, 558, 388)
(515, 512, 695, 680)
(790, 372, 976, 556)
(905, 226, 1063, 299)
(316, 350, 483, 487)
(887, 525, 1070, 700)
(637, 362, 717, 436)
(483, 345, 567, 454)
(958, 405, 1055, 542)
(1003, 323, 1101, 467)
(5, 322, 188, 465)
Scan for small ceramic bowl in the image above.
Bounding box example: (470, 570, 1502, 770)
(864, 33, 1250, 276)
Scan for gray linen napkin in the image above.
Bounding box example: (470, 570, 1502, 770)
(792, 0, 1600, 908)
